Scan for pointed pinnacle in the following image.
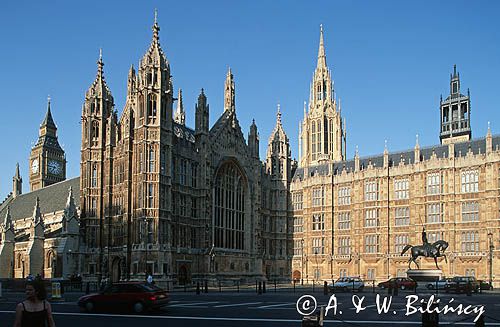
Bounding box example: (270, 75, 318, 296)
(317, 24, 327, 68)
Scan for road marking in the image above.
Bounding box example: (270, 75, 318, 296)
(214, 302, 262, 308)
(256, 302, 295, 309)
(169, 301, 221, 307)
(0, 311, 497, 325)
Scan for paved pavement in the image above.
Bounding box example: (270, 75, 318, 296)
(1, 288, 500, 326)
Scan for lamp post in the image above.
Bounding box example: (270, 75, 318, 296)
(301, 238, 304, 285)
(329, 254, 334, 281)
(314, 249, 319, 282)
(143, 217, 151, 275)
(22, 257, 25, 279)
(488, 232, 494, 287)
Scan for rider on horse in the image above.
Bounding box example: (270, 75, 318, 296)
(422, 227, 430, 255)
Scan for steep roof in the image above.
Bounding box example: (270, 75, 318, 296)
(0, 177, 80, 224)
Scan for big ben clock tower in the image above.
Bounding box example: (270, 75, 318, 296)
(29, 97, 66, 191)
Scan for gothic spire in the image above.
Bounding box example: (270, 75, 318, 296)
(317, 24, 327, 69)
(141, 9, 169, 70)
(32, 196, 42, 226)
(41, 96, 56, 130)
(276, 103, 282, 125)
(66, 186, 75, 209)
(174, 88, 185, 125)
(97, 48, 104, 80)
(86, 49, 113, 106)
(3, 206, 12, 231)
(14, 162, 21, 180)
(224, 67, 235, 113)
(152, 8, 160, 45)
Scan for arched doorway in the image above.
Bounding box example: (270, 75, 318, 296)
(178, 265, 188, 285)
(292, 270, 301, 282)
(111, 257, 122, 283)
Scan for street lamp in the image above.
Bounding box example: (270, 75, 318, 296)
(301, 238, 304, 285)
(314, 249, 319, 282)
(143, 217, 151, 275)
(488, 232, 494, 287)
(329, 253, 334, 281)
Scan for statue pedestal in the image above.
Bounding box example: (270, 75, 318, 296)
(407, 269, 442, 285)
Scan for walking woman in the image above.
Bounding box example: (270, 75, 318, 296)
(13, 280, 56, 327)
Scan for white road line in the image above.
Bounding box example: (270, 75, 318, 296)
(169, 301, 221, 307)
(256, 302, 294, 309)
(0, 312, 497, 325)
(213, 302, 262, 308)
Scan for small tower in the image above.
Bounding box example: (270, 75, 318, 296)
(0, 206, 15, 278)
(440, 65, 472, 144)
(248, 119, 259, 159)
(29, 97, 66, 191)
(174, 89, 185, 125)
(195, 88, 209, 135)
(27, 197, 44, 277)
(12, 163, 22, 198)
(266, 104, 291, 181)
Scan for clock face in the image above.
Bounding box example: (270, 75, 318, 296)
(48, 160, 62, 175)
(31, 159, 39, 174)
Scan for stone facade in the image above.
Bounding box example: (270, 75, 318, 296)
(76, 17, 290, 283)
(1, 20, 499, 287)
(291, 29, 500, 286)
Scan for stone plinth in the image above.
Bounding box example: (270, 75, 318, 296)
(407, 269, 442, 284)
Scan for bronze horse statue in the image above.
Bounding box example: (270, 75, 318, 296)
(401, 240, 449, 269)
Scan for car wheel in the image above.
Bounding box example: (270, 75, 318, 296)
(133, 301, 145, 313)
(85, 301, 95, 313)
(427, 284, 434, 290)
(400, 285, 406, 290)
(358, 287, 364, 292)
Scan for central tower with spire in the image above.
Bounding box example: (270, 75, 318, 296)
(299, 25, 346, 167)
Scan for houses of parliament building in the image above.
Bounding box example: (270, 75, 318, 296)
(0, 18, 499, 286)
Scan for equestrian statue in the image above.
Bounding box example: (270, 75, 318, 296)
(401, 228, 449, 269)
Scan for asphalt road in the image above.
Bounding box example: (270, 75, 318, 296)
(1, 289, 500, 326)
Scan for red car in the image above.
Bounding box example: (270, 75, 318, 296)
(78, 282, 169, 313)
(378, 277, 417, 290)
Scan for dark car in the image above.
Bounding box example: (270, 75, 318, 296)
(378, 277, 417, 290)
(478, 280, 493, 290)
(78, 282, 169, 313)
(444, 276, 480, 293)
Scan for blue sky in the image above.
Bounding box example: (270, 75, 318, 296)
(0, 0, 499, 197)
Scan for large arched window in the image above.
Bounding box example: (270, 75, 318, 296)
(214, 163, 246, 250)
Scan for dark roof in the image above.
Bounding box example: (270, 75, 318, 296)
(292, 135, 500, 180)
(33, 135, 64, 152)
(0, 177, 80, 224)
(41, 105, 57, 129)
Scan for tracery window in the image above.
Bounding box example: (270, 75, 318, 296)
(461, 170, 479, 193)
(214, 163, 245, 250)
